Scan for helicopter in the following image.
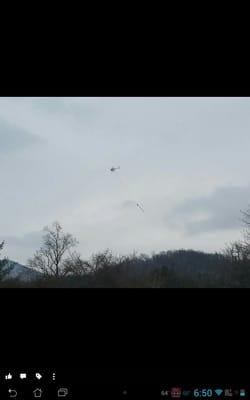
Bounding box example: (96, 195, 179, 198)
(110, 166, 120, 172)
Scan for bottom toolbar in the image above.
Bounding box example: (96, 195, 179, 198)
(0, 369, 249, 399)
(0, 384, 249, 400)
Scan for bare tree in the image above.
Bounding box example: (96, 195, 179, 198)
(90, 249, 115, 271)
(63, 251, 92, 276)
(0, 241, 5, 280)
(27, 222, 78, 277)
(224, 240, 248, 263)
(63, 249, 129, 277)
(0, 241, 13, 281)
(224, 206, 250, 263)
(241, 206, 250, 227)
(240, 206, 250, 259)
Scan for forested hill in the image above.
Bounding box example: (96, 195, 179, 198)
(1, 248, 250, 288)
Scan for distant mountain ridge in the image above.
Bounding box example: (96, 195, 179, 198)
(2, 260, 42, 281)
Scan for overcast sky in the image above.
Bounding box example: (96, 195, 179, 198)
(1, 97, 250, 264)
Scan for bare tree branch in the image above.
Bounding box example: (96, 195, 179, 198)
(27, 221, 78, 277)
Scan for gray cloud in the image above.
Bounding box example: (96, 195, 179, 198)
(122, 200, 137, 209)
(4, 231, 44, 248)
(30, 98, 99, 121)
(169, 185, 250, 235)
(0, 118, 42, 154)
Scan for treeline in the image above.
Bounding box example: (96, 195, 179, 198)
(1, 206, 250, 288)
(1, 247, 250, 288)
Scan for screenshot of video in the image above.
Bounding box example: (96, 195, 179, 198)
(1, 97, 250, 288)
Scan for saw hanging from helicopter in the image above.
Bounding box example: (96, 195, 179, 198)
(109, 165, 145, 213)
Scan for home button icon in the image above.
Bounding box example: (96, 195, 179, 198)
(33, 388, 42, 398)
